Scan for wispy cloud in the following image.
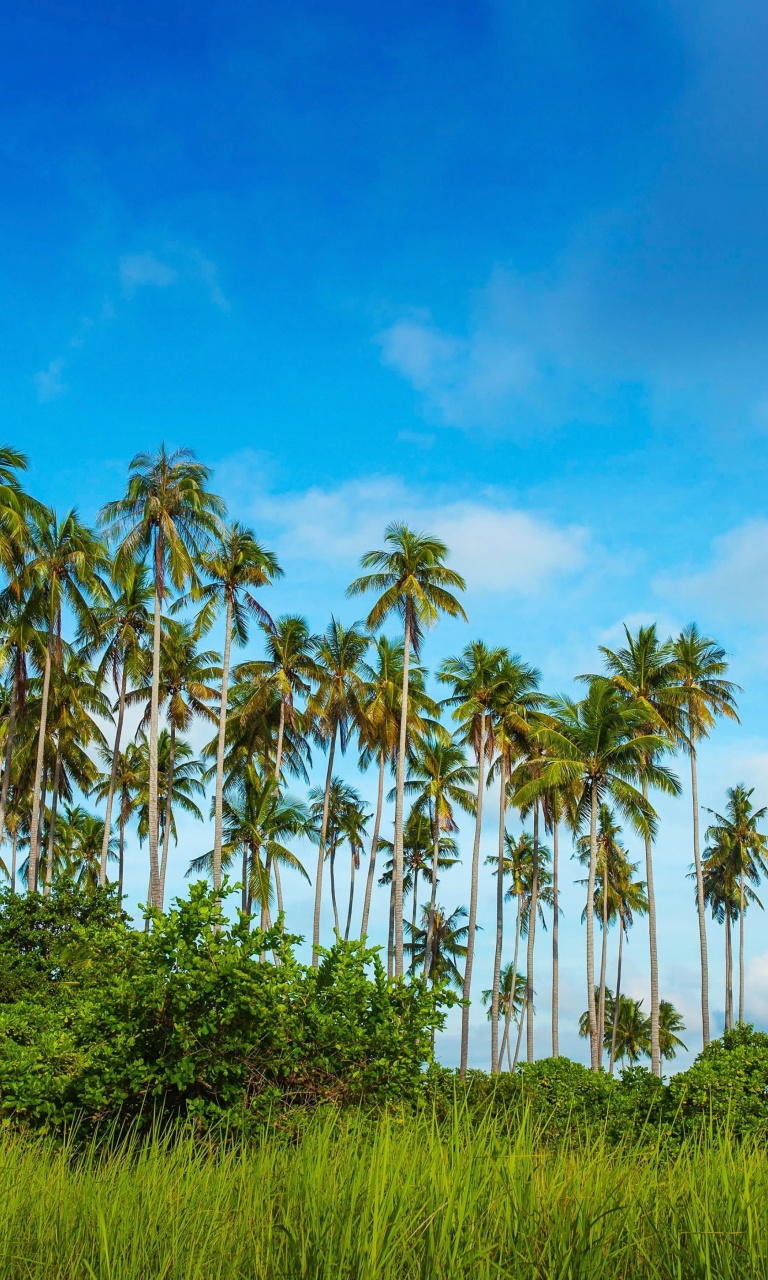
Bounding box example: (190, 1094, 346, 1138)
(33, 357, 67, 403)
(655, 519, 768, 624)
(119, 251, 178, 294)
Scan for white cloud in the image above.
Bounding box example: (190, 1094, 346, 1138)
(228, 470, 588, 597)
(119, 251, 178, 294)
(33, 357, 67, 402)
(746, 950, 768, 1021)
(655, 519, 768, 623)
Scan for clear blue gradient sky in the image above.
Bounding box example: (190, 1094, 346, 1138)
(5, 0, 768, 1068)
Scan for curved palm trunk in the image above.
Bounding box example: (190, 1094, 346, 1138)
(0, 661, 19, 853)
(44, 746, 61, 899)
(158, 721, 176, 911)
(586, 779, 599, 1070)
(274, 698, 286, 785)
(100, 665, 128, 887)
(739, 869, 745, 1026)
(491, 756, 507, 1072)
(642, 778, 660, 1076)
(460, 711, 487, 1078)
(360, 749, 385, 940)
(725, 909, 733, 1031)
(392, 616, 411, 978)
(552, 821, 560, 1058)
(117, 791, 127, 902)
(424, 802, 441, 979)
(213, 595, 233, 895)
(500, 894, 522, 1068)
(344, 851, 356, 941)
(28, 632, 53, 892)
(597, 869, 609, 1068)
(330, 838, 340, 935)
(10, 831, 17, 894)
(387, 883, 395, 978)
(312, 727, 337, 966)
(609, 925, 624, 1075)
(526, 801, 540, 1065)
(241, 844, 248, 915)
(689, 745, 710, 1047)
(512, 993, 525, 1069)
(148, 574, 162, 910)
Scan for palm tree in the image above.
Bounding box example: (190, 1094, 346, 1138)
(132, 729, 206, 905)
(439, 641, 507, 1075)
(92, 741, 144, 899)
(309, 778, 369, 937)
(99, 445, 224, 911)
(190, 523, 282, 894)
(403, 734, 476, 980)
(606, 854, 648, 1074)
(483, 963, 527, 1071)
(703, 785, 767, 1028)
(658, 1001, 688, 1062)
(517, 679, 676, 1070)
(53, 805, 118, 891)
(672, 624, 740, 1046)
(582, 994, 687, 1069)
(0, 579, 44, 854)
(379, 807, 459, 948)
(348, 524, 466, 976)
(238, 614, 320, 785)
(486, 656, 542, 1070)
(307, 618, 368, 964)
(596, 626, 683, 1076)
(405, 903, 469, 993)
(24, 508, 107, 890)
(86, 561, 152, 886)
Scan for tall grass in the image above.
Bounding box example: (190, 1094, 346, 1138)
(0, 1107, 766, 1278)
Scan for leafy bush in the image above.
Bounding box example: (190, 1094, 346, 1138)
(670, 1024, 768, 1135)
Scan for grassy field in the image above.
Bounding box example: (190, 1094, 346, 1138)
(0, 1108, 765, 1279)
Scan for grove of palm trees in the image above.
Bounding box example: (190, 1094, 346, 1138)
(1, 441, 761, 1084)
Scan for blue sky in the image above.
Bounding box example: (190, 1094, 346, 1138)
(5, 0, 768, 1069)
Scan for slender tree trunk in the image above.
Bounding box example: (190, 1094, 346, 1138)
(410, 870, 418, 961)
(158, 721, 176, 911)
(725, 910, 733, 1031)
(690, 745, 710, 1047)
(28, 633, 53, 892)
(0, 663, 19, 854)
(460, 711, 487, 1077)
(586, 779, 599, 1070)
(609, 925, 624, 1075)
(512, 995, 525, 1069)
(491, 755, 507, 1072)
(344, 851, 356, 941)
(274, 698, 286, 784)
(360, 748, 385, 939)
(506, 1035, 513, 1071)
(643, 777, 660, 1076)
(44, 747, 61, 898)
(500, 895, 522, 1067)
(597, 869, 609, 1069)
(213, 595, 233, 895)
(148, 574, 162, 909)
(424, 802, 440, 979)
(330, 838, 340, 935)
(10, 831, 17, 894)
(526, 801, 540, 1064)
(392, 616, 411, 978)
(387, 882, 395, 978)
(117, 795, 126, 902)
(552, 821, 560, 1058)
(100, 665, 127, 887)
(34, 774, 46, 892)
(739, 869, 745, 1026)
(241, 844, 248, 915)
(273, 861, 284, 921)
(312, 728, 336, 965)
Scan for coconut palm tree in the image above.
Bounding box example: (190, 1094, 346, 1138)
(188, 523, 282, 893)
(517, 679, 676, 1070)
(86, 561, 152, 885)
(598, 625, 683, 1076)
(703, 785, 767, 1027)
(403, 734, 476, 979)
(99, 445, 224, 911)
(438, 641, 507, 1075)
(92, 741, 144, 899)
(24, 508, 108, 890)
(132, 729, 206, 905)
(236, 615, 320, 786)
(0, 580, 44, 854)
(348, 524, 466, 976)
(307, 618, 368, 964)
(672, 625, 740, 1047)
(308, 778, 369, 937)
(379, 807, 459, 949)
(483, 963, 527, 1070)
(607, 855, 648, 1074)
(405, 903, 469, 992)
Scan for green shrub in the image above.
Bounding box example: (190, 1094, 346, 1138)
(670, 1024, 768, 1136)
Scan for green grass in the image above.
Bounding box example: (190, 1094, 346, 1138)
(0, 1108, 766, 1278)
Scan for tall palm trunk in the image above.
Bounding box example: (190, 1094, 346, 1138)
(312, 727, 336, 966)
(552, 821, 559, 1057)
(586, 779, 599, 1070)
(500, 894, 522, 1067)
(411, 871, 418, 949)
(642, 773, 660, 1075)
(609, 925, 624, 1074)
(10, 830, 17, 894)
(213, 595, 233, 894)
(689, 745, 710, 1047)
(387, 883, 395, 978)
(360, 748, 385, 939)
(274, 698, 286, 784)
(148, 574, 162, 909)
(158, 721, 176, 911)
(0, 660, 19, 853)
(460, 710, 487, 1077)
(329, 837, 340, 934)
(118, 791, 127, 901)
(241, 844, 248, 915)
(44, 746, 61, 898)
(725, 909, 733, 1031)
(512, 993, 525, 1068)
(392, 616, 411, 977)
(597, 869, 609, 1068)
(424, 801, 440, 979)
(524, 803, 542, 1064)
(28, 631, 53, 892)
(491, 755, 507, 1072)
(344, 851, 356, 941)
(100, 665, 128, 887)
(737, 890, 745, 1023)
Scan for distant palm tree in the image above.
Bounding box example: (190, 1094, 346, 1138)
(405, 904, 468, 993)
(483, 963, 526, 1071)
(308, 777, 369, 938)
(580, 993, 686, 1068)
(348, 523, 466, 976)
